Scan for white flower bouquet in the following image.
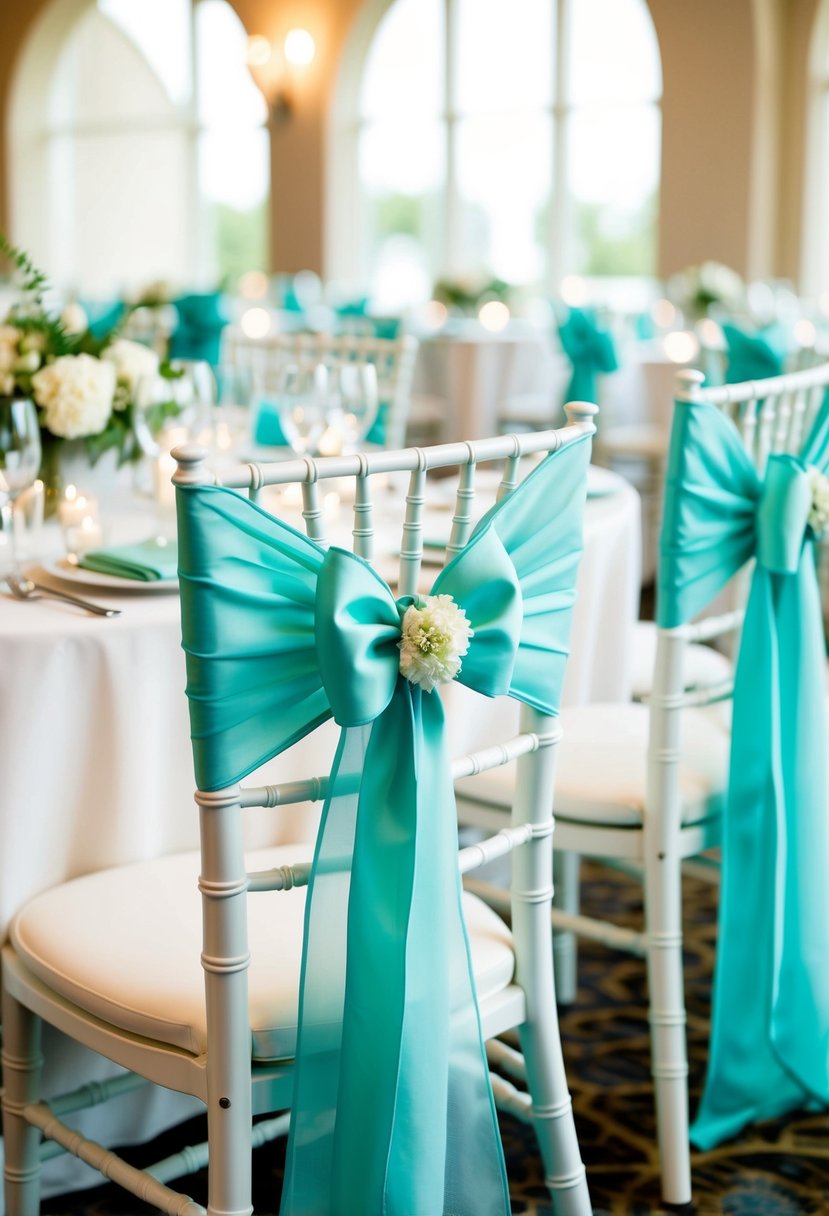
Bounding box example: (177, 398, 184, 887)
(0, 234, 166, 490)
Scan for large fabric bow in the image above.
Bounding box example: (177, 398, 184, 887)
(722, 320, 788, 385)
(177, 433, 591, 1215)
(558, 306, 619, 409)
(657, 396, 829, 1149)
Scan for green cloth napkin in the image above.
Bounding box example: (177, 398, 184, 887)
(79, 537, 179, 582)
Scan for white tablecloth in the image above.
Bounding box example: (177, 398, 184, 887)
(0, 461, 639, 1198)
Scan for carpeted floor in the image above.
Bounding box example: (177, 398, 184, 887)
(37, 861, 829, 1216)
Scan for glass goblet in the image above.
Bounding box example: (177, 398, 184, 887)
(0, 397, 42, 574)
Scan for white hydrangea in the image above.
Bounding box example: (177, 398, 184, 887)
(60, 302, 88, 335)
(398, 593, 473, 693)
(100, 338, 159, 407)
(808, 466, 829, 536)
(32, 354, 115, 439)
(0, 325, 20, 376)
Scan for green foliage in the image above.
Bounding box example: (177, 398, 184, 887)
(211, 201, 268, 287)
(373, 193, 424, 240)
(0, 232, 50, 303)
(573, 195, 658, 278)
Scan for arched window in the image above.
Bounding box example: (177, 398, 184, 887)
(9, 0, 269, 296)
(804, 2, 829, 300)
(331, 0, 661, 310)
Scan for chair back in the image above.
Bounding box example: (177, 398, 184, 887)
(222, 328, 420, 449)
(173, 406, 596, 1213)
(653, 364, 829, 1152)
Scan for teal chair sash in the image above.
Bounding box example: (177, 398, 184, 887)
(722, 321, 789, 384)
(170, 292, 230, 366)
(558, 306, 619, 407)
(177, 433, 591, 1214)
(657, 396, 829, 1148)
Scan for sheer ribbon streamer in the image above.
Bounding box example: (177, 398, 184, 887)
(177, 434, 591, 1215)
(657, 397, 829, 1148)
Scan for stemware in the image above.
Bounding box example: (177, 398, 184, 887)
(275, 361, 330, 456)
(329, 362, 380, 452)
(134, 360, 216, 459)
(0, 397, 42, 574)
(212, 364, 255, 457)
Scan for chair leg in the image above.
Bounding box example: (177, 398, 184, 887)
(552, 851, 580, 1005)
(2, 988, 43, 1216)
(516, 875, 591, 1216)
(644, 851, 692, 1207)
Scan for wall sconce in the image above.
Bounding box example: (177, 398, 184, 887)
(246, 28, 316, 124)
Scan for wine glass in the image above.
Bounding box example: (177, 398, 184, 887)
(134, 360, 217, 462)
(275, 361, 330, 456)
(0, 397, 42, 574)
(329, 362, 380, 452)
(212, 364, 255, 457)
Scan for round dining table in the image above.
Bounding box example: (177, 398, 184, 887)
(0, 457, 640, 1201)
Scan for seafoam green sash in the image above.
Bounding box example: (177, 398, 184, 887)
(177, 433, 591, 1214)
(558, 306, 619, 408)
(657, 397, 829, 1149)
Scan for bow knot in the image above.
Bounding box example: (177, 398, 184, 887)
(755, 454, 812, 574)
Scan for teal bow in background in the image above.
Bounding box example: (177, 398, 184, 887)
(722, 321, 789, 385)
(557, 306, 619, 409)
(658, 396, 829, 1149)
(169, 292, 230, 367)
(177, 433, 591, 1215)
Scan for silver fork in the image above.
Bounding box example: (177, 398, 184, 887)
(5, 572, 121, 618)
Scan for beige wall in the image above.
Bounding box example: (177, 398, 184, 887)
(0, 0, 825, 287)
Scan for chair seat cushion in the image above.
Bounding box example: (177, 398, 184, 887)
(10, 845, 514, 1062)
(455, 703, 729, 828)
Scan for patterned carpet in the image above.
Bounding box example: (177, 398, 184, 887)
(38, 862, 829, 1215)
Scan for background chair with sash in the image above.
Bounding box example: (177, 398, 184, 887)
(222, 328, 420, 451)
(2, 411, 597, 1216)
(455, 361, 829, 1208)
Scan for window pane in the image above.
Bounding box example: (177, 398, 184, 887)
(567, 104, 660, 275)
(454, 0, 552, 113)
(51, 130, 193, 294)
(360, 0, 443, 120)
(567, 0, 661, 105)
(196, 0, 268, 126)
(456, 111, 551, 283)
(199, 127, 269, 279)
(52, 8, 179, 124)
(360, 118, 445, 307)
(99, 0, 191, 107)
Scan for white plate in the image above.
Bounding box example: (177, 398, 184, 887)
(38, 558, 179, 595)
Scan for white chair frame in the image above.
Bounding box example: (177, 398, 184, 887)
(222, 328, 420, 451)
(457, 361, 829, 1209)
(2, 408, 597, 1216)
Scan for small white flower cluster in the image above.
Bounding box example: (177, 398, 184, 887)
(101, 338, 159, 410)
(32, 353, 116, 440)
(0, 324, 46, 395)
(398, 593, 473, 693)
(808, 466, 829, 536)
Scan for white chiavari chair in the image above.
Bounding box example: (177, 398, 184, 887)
(222, 328, 419, 451)
(2, 410, 596, 1216)
(455, 362, 829, 1208)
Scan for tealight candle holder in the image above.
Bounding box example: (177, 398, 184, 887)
(58, 484, 99, 530)
(62, 500, 103, 561)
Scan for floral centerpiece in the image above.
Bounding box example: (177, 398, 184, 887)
(432, 273, 513, 317)
(0, 234, 164, 503)
(667, 260, 746, 322)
